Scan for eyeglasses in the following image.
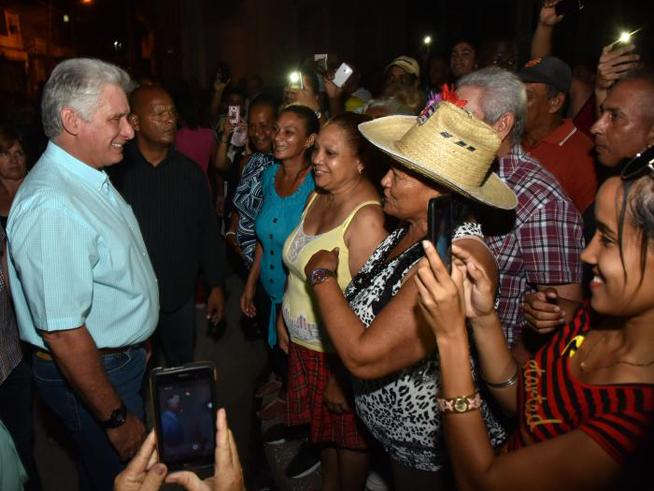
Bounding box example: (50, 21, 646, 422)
(620, 146, 654, 181)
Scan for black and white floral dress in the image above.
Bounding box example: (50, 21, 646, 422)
(344, 224, 507, 472)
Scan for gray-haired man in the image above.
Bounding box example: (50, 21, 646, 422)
(455, 67, 584, 359)
(7, 58, 158, 490)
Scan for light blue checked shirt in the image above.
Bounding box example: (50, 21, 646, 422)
(7, 142, 159, 350)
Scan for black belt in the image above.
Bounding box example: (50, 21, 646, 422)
(34, 343, 143, 361)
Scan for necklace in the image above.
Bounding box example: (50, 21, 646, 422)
(579, 334, 654, 371)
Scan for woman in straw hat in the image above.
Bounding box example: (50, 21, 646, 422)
(415, 150, 654, 490)
(304, 96, 517, 489)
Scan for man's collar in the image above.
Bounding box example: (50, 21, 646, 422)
(126, 140, 174, 167)
(498, 144, 528, 178)
(45, 141, 108, 190)
(541, 118, 577, 147)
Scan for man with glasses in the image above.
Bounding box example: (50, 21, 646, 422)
(525, 69, 654, 330)
(111, 85, 226, 367)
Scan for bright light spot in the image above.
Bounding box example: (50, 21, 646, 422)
(289, 71, 301, 83)
(63, 14, 70, 23)
(82, 0, 93, 4)
(619, 31, 631, 43)
(423, 35, 432, 45)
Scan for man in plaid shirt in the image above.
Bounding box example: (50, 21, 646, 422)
(456, 67, 584, 355)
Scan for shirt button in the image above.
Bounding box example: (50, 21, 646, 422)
(269, 278, 274, 283)
(270, 265, 274, 270)
(273, 218, 278, 223)
(270, 250, 274, 256)
(269, 234, 273, 239)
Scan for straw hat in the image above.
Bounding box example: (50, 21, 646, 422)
(358, 101, 517, 210)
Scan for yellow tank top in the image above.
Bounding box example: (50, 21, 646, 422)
(281, 194, 381, 352)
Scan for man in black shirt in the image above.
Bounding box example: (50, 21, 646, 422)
(112, 85, 225, 366)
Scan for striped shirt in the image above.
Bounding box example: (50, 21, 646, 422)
(0, 225, 21, 385)
(509, 305, 654, 463)
(7, 142, 159, 350)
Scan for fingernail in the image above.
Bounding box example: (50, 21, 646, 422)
(156, 464, 166, 475)
(422, 240, 431, 250)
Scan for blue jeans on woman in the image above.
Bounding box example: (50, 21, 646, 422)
(32, 347, 146, 491)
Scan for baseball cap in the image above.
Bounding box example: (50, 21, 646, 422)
(385, 56, 420, 78)
(518, 56, 572, 93)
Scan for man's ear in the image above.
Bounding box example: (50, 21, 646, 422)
(60, 107, 80, 136)
(549, 93, 565, 114)
(128, 113, 140, 132)
(492, 112, 515, 142)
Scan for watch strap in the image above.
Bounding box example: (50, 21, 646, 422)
(101, 402, 127, 429)
(308, 268, 336, 287)
(436, 391, 482, 414)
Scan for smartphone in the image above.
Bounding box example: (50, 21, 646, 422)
(150, 362, 218, 471)
(608, 27, 641, 51)
(314, 53, 328, 74)
(332, 63, 354, 88)
(215, 64, 231, 84)
(228, 105, 240, 125)
(427, 196, 453, 273)
(555, 0, 583, 16)
(288, 71, 304, 90)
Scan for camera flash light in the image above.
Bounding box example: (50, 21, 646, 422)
(618, 31, 631, 43)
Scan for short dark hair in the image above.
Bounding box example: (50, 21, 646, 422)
(280, 104, 320, 136)
(249, 93, 278, 118)
(0, 126, 21, 154)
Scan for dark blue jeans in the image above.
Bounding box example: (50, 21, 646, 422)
(0, 359, 42, 490)
(32, 347, 146, 491)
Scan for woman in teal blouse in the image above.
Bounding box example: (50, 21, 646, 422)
(240, 105, 319, 347)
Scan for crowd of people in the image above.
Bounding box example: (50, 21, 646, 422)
(1, 1, 654, 490)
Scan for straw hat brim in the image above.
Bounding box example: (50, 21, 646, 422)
(359, 116, 517, 210)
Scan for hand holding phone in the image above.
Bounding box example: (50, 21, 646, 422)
(332, 63, 354, 89)
(427, 197, 453, 273)
(597, 42, 640, 92)
(150, 362, 218, 471)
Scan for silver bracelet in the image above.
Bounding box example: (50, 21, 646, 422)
(225, 231, 236, 238)
(482, 366, 519, 389)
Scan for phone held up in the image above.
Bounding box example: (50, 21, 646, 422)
(427, 196, 453, 273)
(554, 0, 584, 17)
(288, 71, 304, 90)
(228, 105, 240, 126)
(332, 62, 354, 88)
(150, 362, 218, 471)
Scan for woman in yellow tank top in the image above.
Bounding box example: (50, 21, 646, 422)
(280, 113, 387, 489)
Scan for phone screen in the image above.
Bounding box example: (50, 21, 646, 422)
(151, 364, 217, 470)
(555, 0, 583, 17)
(228, 105, 240, 125)
(427, 196, 453, 272)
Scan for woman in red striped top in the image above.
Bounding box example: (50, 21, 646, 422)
(415, 171, 654, 490)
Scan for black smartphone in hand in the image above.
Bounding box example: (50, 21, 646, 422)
(150, 362, 218, 471)
(427, 196, 453, 273)
(555, 0, 583, 17)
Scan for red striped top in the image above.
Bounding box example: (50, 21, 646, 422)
(508, 305, 654, 463)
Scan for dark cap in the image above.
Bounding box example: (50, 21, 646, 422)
(518, 56, 572, 93)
